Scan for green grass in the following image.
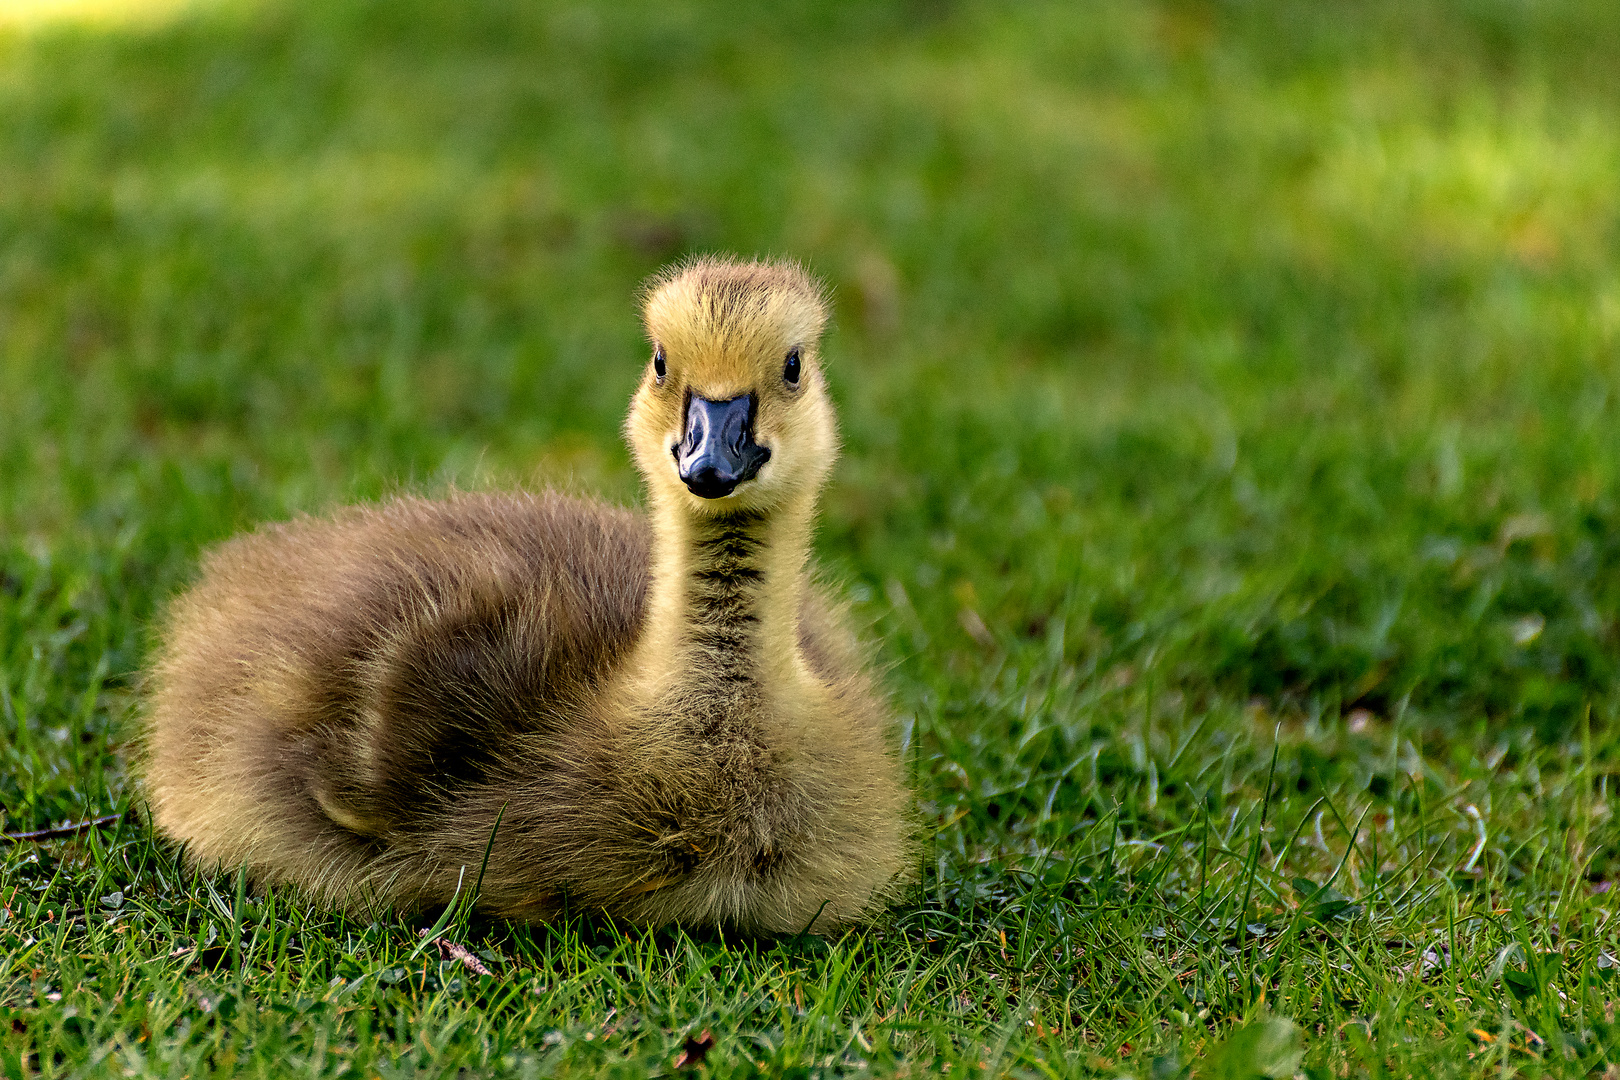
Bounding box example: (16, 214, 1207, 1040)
(3, 0, 1620, 1074)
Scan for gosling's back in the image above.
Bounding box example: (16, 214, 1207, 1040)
(143, 492, 650, 909)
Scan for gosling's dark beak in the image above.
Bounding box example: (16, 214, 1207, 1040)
(674, 394, 771, 499)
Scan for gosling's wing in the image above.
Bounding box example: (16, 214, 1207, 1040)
(303, 491, 653, 833)
(142, 490, 651, 854)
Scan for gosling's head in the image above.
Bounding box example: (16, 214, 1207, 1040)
(627, 257, 836, 516)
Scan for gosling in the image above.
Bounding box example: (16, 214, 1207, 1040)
(139, 257, 911, 933)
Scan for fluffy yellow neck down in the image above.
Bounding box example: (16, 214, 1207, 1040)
(632, 488, 819, 711)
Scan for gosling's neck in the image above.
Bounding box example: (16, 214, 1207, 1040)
(638, 488, 817, 704)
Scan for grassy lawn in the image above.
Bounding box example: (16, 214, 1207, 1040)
(3, 0, 1620, 1074)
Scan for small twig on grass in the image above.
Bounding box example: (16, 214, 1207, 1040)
(417, 928, 495, 977)
(439, 938, 495, 977)
(1, 812, 130, 844)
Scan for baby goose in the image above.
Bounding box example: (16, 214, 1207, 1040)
(139, 257, 911, 933)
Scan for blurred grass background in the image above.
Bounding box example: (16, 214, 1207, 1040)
(3, 0, 1620, 1075)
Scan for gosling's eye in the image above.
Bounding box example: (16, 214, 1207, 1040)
(783, 348, 801, 387)
(653, 346, 667, 384)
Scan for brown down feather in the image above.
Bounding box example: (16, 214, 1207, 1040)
(137, 256, 913, 933)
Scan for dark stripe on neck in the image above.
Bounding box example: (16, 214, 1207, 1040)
(684, 510, 768, 681)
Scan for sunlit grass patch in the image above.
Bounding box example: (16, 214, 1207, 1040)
(1306, 91, 1620, 271)
(0, 0, 223, 30)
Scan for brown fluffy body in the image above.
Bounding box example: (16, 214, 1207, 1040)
(139, 257, 912, 933)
